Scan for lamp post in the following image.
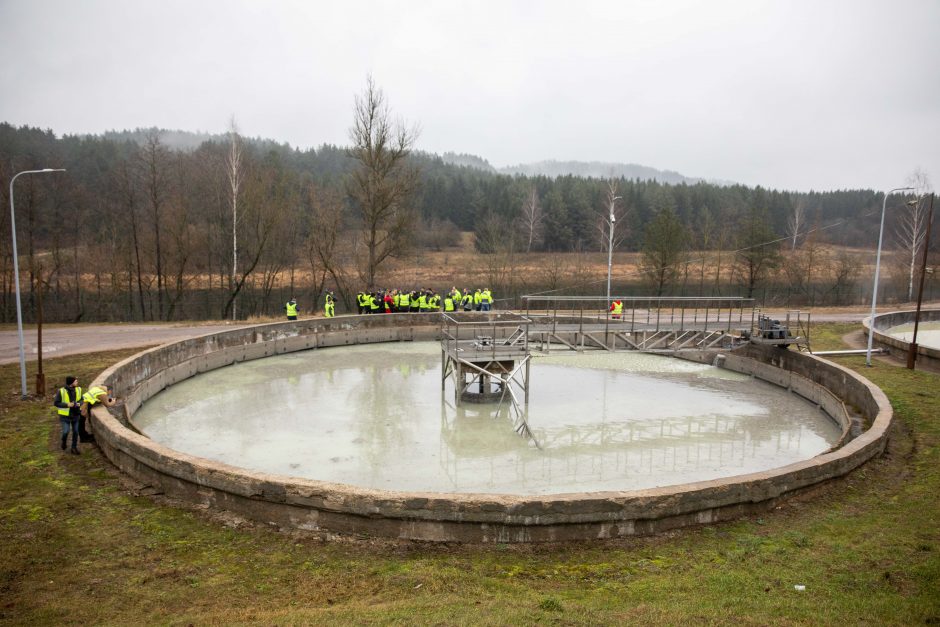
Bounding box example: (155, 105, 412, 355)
(9, 168, 66, 398)
(866, 185, 915, 367)
(606, 195, 622, 303)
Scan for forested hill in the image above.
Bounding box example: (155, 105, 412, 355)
(0, 122, 891, 257)
(441, 153, 703, 185)
(499, 159, 700, 185)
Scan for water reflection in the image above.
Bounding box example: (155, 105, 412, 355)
(133, 343, 840, 495)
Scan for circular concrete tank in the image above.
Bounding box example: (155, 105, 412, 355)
(89, 314, 892, 542)
(865, 309, 940, 368)
(130, 343, 841, 495)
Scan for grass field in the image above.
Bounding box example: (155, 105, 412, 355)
(1, 323, 938, 625)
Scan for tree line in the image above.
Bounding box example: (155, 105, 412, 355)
(0, 84, 935, 323)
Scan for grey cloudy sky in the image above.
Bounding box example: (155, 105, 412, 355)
(1, 0, 937, 192)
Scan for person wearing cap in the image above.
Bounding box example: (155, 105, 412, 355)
(53, 376, 83, 454)
(324, 291, 335, 318)
(285, 297, 299, 320)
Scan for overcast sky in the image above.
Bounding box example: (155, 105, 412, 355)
(0, 0, 937, 192)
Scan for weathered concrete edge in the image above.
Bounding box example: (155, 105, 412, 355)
(864, 309, 940, 367)
(88, 314, 892, 542)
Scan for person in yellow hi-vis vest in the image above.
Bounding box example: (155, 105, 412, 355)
(324, 291, 335, 317)
(53, 375, 83, 454)
(610, 299, 623, 320)
(481, 288, 493, 311)
(285, 298, 299, 320)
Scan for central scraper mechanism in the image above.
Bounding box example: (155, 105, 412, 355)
(440, 313, 535, 440)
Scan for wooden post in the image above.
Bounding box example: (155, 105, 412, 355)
(35, 264, 45, 397)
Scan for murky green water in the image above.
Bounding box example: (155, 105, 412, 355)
(132, 342, 841, 495)
(886, 321, 940, 350)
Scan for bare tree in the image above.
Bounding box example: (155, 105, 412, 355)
(786, 200, 806, 250)
(595, 179, 628, 252)
(517, 185, 544, 253)
(220, 165, 287, 320)
(139, 131, 170, 319)
(694, 205, 715, 296)
(474, 211, 517, 293)
(306, 184, 354, 308)
(782, 229, 825, 305)
(116, 158, 149, 319)
(347, 76, 420, 289)
(894, 168, 933, 301)
(226, 117, 244, 319)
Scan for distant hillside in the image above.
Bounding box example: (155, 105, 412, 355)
(441, 152, 497, 172)
(499, 159, 701, 184)
(100, 128, 290, 152)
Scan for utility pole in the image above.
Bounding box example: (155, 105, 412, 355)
(907, 193, 935, 369)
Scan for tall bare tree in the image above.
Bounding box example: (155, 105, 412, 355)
(786, 200, 806, 250)
(517, 185, 544, 253)
(226, 117, 244, 319)
(220, 165, 287, 320)
(894, 168, 933, 301)
(139, 131, 170, 320)
(595, 179, 628, 252)
(346, 76, 420, 289)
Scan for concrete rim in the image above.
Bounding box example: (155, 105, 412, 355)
(89, 314, 892, 542)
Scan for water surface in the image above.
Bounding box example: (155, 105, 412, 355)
(886, 321, 940, 350)
(132, 342, 840, 495)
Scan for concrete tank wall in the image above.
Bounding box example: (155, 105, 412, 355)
(89, 313, 893, 542)
(864, 309, 940, 369)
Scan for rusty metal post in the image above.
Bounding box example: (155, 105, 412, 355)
(35, 265, 45, 396)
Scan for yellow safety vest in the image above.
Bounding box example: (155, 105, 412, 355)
(82, 386, 108, 406)
(612, 301, 623, 315)
(399, 293, 410, 307)
(444, 297, 455, 311)
(286, 302, 298, 317)
(57, 386, 82, 416)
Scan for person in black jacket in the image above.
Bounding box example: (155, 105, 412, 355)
(53, 375, 83, 454)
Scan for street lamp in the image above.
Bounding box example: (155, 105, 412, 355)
(866, 185, 914, 367)
(606, 195, 622, 303)
(9, 168, 66, 398)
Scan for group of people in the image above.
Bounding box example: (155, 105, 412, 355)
(284, 287, 495, 320)
(52, 376, 116, 455)
(285, 291, 336, 319)
(355, 287, 493, 314)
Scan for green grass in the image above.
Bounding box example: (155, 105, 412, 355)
(1, 326, 938, 625)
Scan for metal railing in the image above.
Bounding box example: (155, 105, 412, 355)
(521, 296, 757, 335)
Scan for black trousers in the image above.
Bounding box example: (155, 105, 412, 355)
(78, 413, 94, 442)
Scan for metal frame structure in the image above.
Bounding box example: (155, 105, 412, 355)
(440, 313, 537, 444)
(521, 296, 757, 353)
(748, 309, 812, 351)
